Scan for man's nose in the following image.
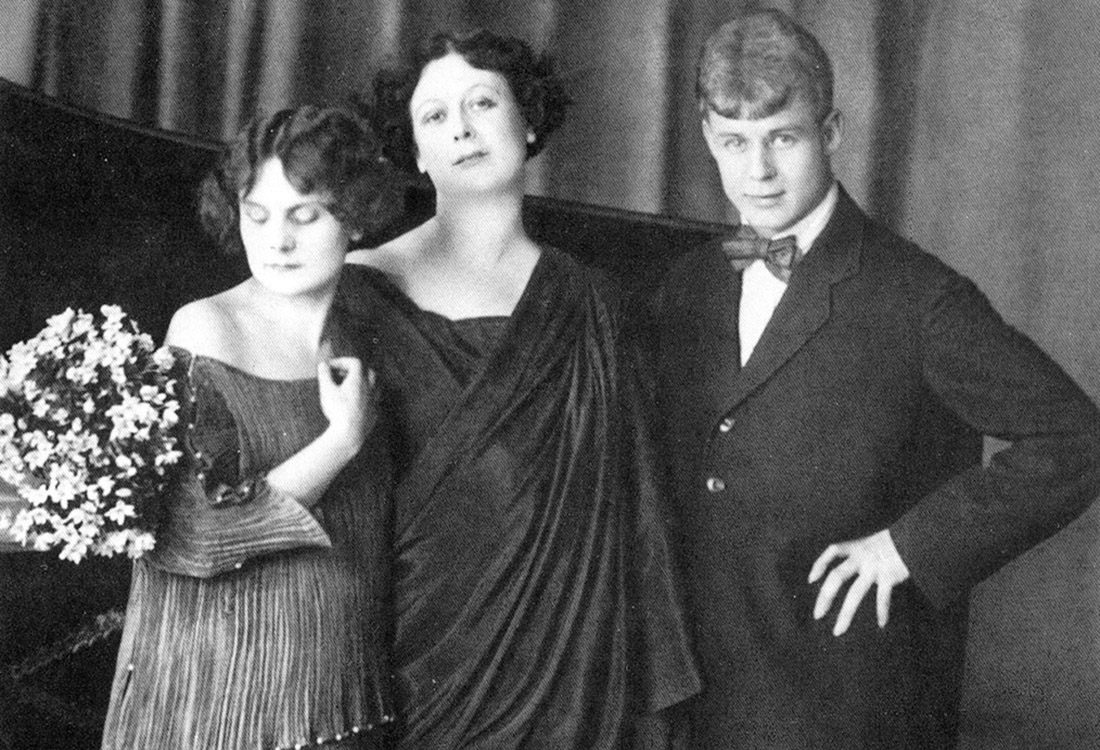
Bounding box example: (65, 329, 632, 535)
(747, 143, 776, 180)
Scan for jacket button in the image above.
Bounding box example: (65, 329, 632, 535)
(718, 417, 735, 433)
(706, 477, 726, 493)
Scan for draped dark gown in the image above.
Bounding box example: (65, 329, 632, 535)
(334, 248, 700, 750)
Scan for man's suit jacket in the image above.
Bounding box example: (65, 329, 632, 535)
(653, 187, 1100, 749)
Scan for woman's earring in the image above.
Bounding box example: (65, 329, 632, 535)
(526, 131, 536, 145)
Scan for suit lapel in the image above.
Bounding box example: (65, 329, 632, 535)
(715, 188, 864, 420)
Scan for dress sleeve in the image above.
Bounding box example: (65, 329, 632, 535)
(146, 363, 331, 579)
(890, 270, 1100, 606)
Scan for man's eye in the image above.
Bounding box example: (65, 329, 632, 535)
(772, 133, 797, 148)
(722, 138, 745, 150)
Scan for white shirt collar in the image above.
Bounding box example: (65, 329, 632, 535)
(772, 181, 838, 255)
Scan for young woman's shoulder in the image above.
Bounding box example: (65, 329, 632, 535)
(163, 286, 245, 358)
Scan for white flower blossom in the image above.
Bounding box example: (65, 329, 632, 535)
(135, 332, 154, 352)
(21, 484, 49, 507)
(152, 347, 175, 371)
(105, 500, 135, 526)
(66, 363, 97, 385)
(77, 519, 99, 540)
(0, 471, 23, 491)
(128, 531, 156, 557)
(98, 530, 129, 556)
(0, 306, 177, 562)
(66, 505, 92, 528)
(10, 511, 33, 542)
(34, 332, 64, 357)
(100, 305, 125, 335)
(45, 308, 76, 336)
(6, 342, 36, 385)
(71, 312, 94, 337)
(59, 537, 92, 563)
(155, 449, 183, 467)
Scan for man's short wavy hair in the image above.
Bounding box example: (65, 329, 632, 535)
(366, 29, 572, 174)
(198, 105, 400, 255)
(696, 9, 834, 124)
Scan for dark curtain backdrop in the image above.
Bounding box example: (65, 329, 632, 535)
(2, 1, 1099, 747)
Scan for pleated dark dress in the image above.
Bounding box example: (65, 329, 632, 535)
(101, 350, 393, 750)
(334, 248, 700, 750)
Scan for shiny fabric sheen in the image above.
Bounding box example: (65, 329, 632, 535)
(335, 249, 700, 750)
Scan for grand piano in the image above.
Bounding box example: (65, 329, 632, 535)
(0, 77, 719, 749)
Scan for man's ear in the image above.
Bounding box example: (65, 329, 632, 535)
(821, 109, 842, 155)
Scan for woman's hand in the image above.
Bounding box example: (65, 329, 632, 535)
(317, 355, 377, 457)
(261, 350, 379, 509)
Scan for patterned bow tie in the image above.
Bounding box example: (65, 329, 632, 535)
(721, 228, 802, 283)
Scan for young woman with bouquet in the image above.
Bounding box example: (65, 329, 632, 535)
(100, 105, 399, 750)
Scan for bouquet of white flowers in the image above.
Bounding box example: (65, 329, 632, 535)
(0, 305, 184, 562)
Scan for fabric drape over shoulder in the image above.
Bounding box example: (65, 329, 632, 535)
(334, 248, 699, 750)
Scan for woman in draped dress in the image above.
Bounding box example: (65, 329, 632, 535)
(336, 30, 700, 750)
(101, 106, 398, 750)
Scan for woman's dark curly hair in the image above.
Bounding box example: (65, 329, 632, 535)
(367, 30, 572, 174)
(198, 105, 401, 255)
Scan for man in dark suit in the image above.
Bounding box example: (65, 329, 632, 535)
(653, 8, 1100, 749)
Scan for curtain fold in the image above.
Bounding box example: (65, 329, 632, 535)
(3, 1, 1100, 746)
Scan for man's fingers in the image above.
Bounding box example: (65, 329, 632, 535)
(876, 576, 893, 628)
(808, 544, 842, 583)
(809, 530, 910, 635)
(832, 574, 873, 636)
(812, 558, 854, 619)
